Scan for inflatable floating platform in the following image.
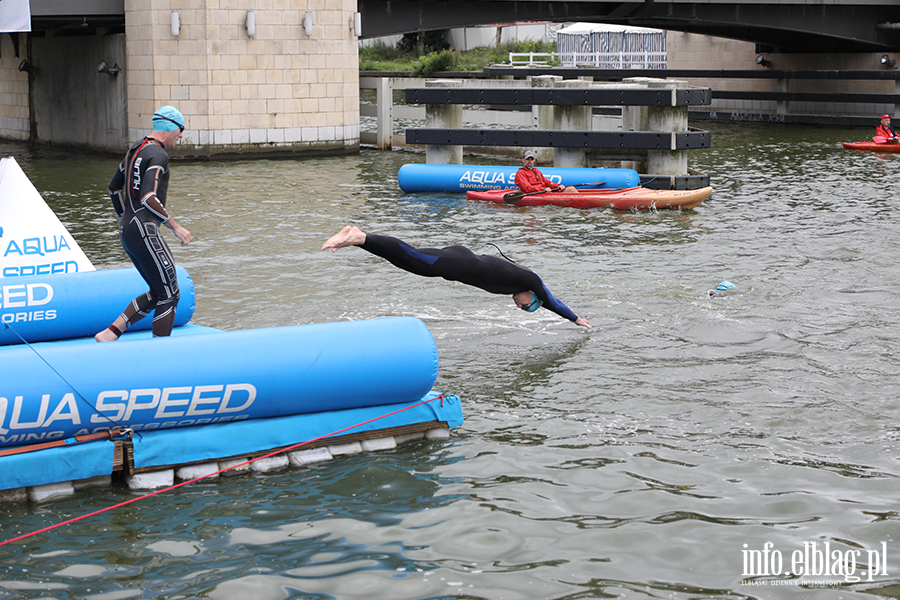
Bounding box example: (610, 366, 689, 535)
(0, 268, 463, 502)
(398, 163, 641, 193)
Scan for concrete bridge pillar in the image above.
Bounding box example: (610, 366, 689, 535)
(425, 79, 462, 164)
(895, 80, 900, 119)
(531, 75, 560, 163)
(626, 77, 689, 183)
(776, 78, 788, 115)
(375, 77, 393, 150)
(895, 80, 900, 118)
(553, 79, 591, 168)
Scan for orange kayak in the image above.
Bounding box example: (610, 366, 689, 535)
(466, 186, 713, 210)
(842, 141, 900, 153)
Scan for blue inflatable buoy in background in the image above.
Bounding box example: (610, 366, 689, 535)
(398, 164, 641, 193)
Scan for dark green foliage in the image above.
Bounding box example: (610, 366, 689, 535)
(412, 50, 457, 76)
(398, 30, 450, 55)
(360, 38, 559, 72)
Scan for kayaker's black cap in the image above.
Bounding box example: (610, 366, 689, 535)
(523, 150, 535, 159)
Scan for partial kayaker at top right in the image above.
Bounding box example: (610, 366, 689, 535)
(874, 114, 899, 144)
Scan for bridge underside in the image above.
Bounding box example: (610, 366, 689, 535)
(20, 0, 900, 52)
(360, 1, 900, 52)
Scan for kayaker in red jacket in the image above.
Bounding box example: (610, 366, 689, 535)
(514, 151, 578, 193)
(875, 115, 899, 143)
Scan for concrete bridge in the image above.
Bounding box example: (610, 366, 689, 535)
(359, 0, 900, 52)
(4, 0, 899, 159)
(26, 0, 900, 52)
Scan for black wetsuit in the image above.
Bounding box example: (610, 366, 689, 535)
(108, 137, 180, 337)
(361, 234, 579, 322)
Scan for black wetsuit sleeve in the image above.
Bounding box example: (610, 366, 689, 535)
(109, 162, 126, 218)
(531, 279, 579, 322)
(462, 254, 580, 322)
(137, 147, 171, 223)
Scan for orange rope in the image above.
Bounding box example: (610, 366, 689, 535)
(0, 394, 446, 547)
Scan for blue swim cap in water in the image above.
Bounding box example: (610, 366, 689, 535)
(525, 292, 543, 312)
(709, 280, 736, 298)
(716, 281, 736, 293)
(152, 105, 185, 132)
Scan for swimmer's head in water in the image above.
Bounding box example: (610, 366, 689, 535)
(708, 280, 736, 298)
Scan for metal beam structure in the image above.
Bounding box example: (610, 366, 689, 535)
(20, 0, 900, 51)
(405, 87, 712, 106)
(404, 128, 711, 150)
(360, 0, 900, 52)
(483, 67, 900, 81)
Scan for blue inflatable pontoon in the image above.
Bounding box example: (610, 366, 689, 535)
(0, 267, 195, 345)
(0, 267, 463, 494)
(398, 163, 641, 193)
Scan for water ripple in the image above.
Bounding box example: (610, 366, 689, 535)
(4, 124, 900, 599)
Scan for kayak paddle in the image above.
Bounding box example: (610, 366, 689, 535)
(502, 180, 606, 204)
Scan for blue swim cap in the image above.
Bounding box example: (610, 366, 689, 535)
(152, 105, 184, 132)
(525, 292, 543, 312)
(716, 281, 736, 293)
(709, 280, 736, 298)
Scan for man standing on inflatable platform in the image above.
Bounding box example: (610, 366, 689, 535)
(95, 106, 193, 342)
(322, 226, 591, 329)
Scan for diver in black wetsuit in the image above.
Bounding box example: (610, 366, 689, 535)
(322, 226, 591, 328)
(95, 106, 193, 342)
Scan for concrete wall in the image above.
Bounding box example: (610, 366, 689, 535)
(1, 0, 361, 158)
(121, 0, 360, 159)
(31, 34, 128, 151)
(0, 32, 30, 141)
(667, 31, 900, 116)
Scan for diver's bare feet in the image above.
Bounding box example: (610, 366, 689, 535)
(322, 226, 366, 251)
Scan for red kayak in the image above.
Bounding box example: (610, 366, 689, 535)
(843, 141, 900, 153)
(466, 186, 712, 210)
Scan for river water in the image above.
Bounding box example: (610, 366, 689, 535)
(1, 122, 900, 599)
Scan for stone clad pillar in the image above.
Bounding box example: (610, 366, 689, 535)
(531, 75, 560, 164)
(376, 77, 392, 150)
(776, 78, 788, 115)
(553, 79, 591, 168)
(626, 77, 689, 183)
(123, 0, 360, 158)
(425, 79, 462, 164)
(894, 80, 900, 118)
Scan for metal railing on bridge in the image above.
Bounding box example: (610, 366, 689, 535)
(509, 52, 667, 69)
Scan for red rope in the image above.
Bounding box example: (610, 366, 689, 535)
(0, 394, 446, 547)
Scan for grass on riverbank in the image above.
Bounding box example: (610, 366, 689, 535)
(359, 40, 557, 75)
